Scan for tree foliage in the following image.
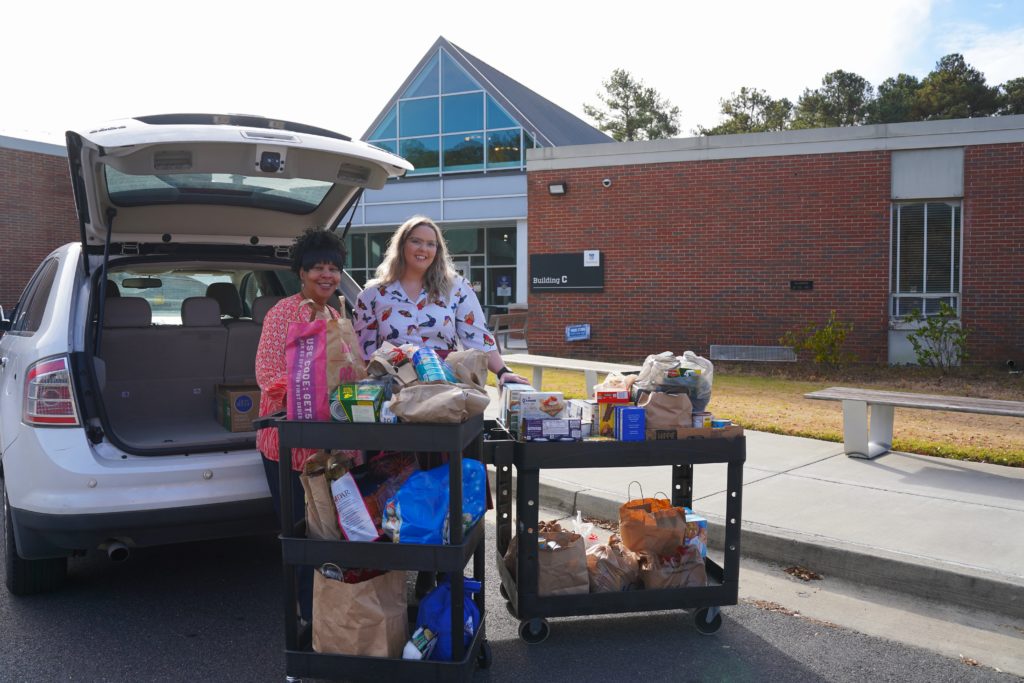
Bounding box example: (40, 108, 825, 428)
(867, 73, 921, 124)
(584, 69, 681, 141)
(696, 53, 1022, 135)
(999, 76, 1024, 115)
(792, 70, 874, 129)
(913, 54, 1000, 120)
(695, 87, 793, 135)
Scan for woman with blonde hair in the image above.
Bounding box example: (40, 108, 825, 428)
(354, 215, 527, 385)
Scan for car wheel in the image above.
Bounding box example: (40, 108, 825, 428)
(2, 477, 67, 595)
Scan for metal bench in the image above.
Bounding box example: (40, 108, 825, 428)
(804, 386, 1024, 459)
(489, 312, 528, 352)
(501, 353, 642, 397)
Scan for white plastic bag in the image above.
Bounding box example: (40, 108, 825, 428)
(572, 510, 599, 549)
(633, 352, 679, 392)
(679, 351, 714, 411)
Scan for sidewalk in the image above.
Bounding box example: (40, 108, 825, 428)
(483, 386, 1024, 619)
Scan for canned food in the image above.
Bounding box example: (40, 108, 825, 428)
(412, 347, 456, 383)
(692, 411, 712, 428)
(711, 418, 731, 429)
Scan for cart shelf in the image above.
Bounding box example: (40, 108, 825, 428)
(272, 414, 489, 682)
(486, 430, 745, 641)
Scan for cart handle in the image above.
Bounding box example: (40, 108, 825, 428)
(251, 411, 286, 430)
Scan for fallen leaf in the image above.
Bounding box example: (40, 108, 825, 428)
(784, 565, 823, 581)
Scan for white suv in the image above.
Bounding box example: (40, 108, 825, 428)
(0, 114, 410, 594)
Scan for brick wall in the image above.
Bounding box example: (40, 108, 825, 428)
(0, 147, 78, 310)
(963, 143, 1024, 361)
(528, 152, 894, 362)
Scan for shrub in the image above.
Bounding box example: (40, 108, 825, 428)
(905, 301, 969, 372)
(780, 310, 858, 371)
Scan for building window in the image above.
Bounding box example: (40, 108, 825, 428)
(346, 225, 517, 309)
(891, 201, 961, 318)
(367, 47, 540, 176)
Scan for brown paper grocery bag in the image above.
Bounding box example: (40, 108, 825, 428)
(618, 497, 689, 557)
(586, 534, 640, 593)
(301, 452, 344, 541)
(637, 391, 692, 431)
(325, 314, 367, 393)
(638, 545, 707, 589)
(389, 381, 489, 423)
(312, 569, 408, 657)
(445, 349, 489, 391)
(505, 531, 589, 596)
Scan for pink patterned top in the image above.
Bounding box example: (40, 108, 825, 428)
(255, 293, 341, 471)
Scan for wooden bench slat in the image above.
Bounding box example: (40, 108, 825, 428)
(805, 387, 1024, 418)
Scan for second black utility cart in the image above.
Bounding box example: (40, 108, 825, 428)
(487, 433, 746, 642)
(271, 414, 491, 682)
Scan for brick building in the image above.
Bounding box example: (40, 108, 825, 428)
(525, 117, 1024, 364)
(2, 103, 1022, 366)
(0, 137, 77, 312)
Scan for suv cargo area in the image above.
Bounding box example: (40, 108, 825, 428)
(88, 258, 302, 454)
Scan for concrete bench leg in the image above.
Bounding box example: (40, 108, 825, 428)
(532, 367, 544, 390)
(841, 399, 894, 459)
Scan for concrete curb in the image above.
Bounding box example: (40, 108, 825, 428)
(490, 469, 1024, 621)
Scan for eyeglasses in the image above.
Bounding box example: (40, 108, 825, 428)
(408, 237, 438, 250)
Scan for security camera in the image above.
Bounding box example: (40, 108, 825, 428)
(602, 178, 612, 188)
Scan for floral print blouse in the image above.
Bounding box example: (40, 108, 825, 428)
(353, 276, 497, 361)
(255, 294, 341, 470)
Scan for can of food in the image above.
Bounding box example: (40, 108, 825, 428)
(711, 418, 731, 429)
(692, 411, 712, 428)
(412, 347, 450, 383)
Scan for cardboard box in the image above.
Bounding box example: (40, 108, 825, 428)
(216, 384, 261, 432)
(331, 383, 384, 423)
(521, 418, 582, 442)
(684, 508, 708, 559)
(500, 382, 536, 431)
(645, 425, 745, 440)
(517, 392, 566, 432)
(596, 394, 631, 438)
(614, 405, 646, 441)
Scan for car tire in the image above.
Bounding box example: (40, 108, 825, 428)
(2, 476, 67, 596)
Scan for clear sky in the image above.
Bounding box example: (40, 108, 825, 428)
(2, 0, 1022, 145)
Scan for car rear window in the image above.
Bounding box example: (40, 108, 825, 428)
(104, 168, 333, 214)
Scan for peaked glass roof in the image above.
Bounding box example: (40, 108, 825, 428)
(368, 46, 538, 176)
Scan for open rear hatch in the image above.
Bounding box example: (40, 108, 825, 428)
(66, 114, 411, 455)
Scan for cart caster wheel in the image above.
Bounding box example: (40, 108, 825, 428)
(518, 618, 550, 644)
(499, 582, 510, 601)
(504, 600, 518, 619)
(693, 607, 722, 635)
(477, 640, 493, 669)
(285, 677, 302, 683)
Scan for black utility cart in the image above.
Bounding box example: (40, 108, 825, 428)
(270, 414, 491, 682)
(486, 432, 746, 642)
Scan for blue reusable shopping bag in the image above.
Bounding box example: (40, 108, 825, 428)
(415, 577, 481, 661)
(381, 458, 486, 544)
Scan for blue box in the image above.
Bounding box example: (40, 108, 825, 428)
(613, 405, 645, 441)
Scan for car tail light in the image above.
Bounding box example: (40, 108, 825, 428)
(24, 356, 81, 427)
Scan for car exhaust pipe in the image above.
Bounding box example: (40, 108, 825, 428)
(102, 540, 130, 562)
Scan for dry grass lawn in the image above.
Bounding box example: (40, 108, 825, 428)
(503, 362, 1024, 467)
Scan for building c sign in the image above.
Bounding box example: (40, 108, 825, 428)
(529, 252, 604, 292)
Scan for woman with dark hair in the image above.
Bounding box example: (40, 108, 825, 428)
(255, 227, 347, 622)
(353, 215, 528, 385)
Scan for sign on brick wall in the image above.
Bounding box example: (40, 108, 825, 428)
(529, 252, 603, 292)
